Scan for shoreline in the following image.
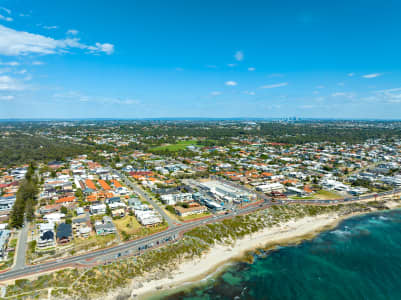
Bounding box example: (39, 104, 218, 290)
(121, 200, 401, 300)
(132, 214, 341, 299)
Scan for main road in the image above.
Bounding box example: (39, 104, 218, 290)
(0, 177, 398, 282)
(0, 200, 265, 282)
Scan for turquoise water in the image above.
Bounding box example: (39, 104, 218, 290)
(156, 209, 401, 300)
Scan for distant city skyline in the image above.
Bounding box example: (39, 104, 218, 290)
(0, 0, 401, 119)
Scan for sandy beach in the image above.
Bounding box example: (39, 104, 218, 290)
(122, 200, 401, 300)
(126, 212, 346, 299)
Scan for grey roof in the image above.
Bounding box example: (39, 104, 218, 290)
(95, 222, 116, 231)
(72, 214, 90, 224)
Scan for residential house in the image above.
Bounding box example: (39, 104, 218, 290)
(56, 223, 72, 244)
(95, 216, 116, 236)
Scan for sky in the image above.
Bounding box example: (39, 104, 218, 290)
(0, 0, 401, 119)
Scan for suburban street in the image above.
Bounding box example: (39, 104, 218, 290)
(13, 221, 29, 270)
(113, 169, 178, 227)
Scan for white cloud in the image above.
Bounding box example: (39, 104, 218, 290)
(234, 51, 244, 61)
(53, 91, 88, 102)
(0, 7, 11, 14)
(348, 72, 355, 77)
(0, 95, 14, 101)
(0, 75, 25, 90)
(362, 73, 382, 79)
(260, 82, 288, 89)
(315, 85, 325, 89)
(300, 105, 315, 109)
(248, 67, 255, 71)
(32, 61, 44, 65)
(87, 42, 114, 55)
(243, 91, 255, 95)
(0, 61, 19, 66)
(67, 29, 79, 35)
(225, 81, 237, 86)
(0, 14, 13, 22)
(0, 24, 114, 56)
(227, 63, 237, 67)
(368, 87, 401, 104)
(331, 92, 355, 98)
(43, 25, 58, 30)
(210, 91, 222, 96)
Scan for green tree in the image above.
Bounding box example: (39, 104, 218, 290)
(60, 206, 68, 215)
(106, 204, 112, 216)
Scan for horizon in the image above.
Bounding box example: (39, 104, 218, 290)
(1, 117, 401, 122)
(1, 1, 401, 119)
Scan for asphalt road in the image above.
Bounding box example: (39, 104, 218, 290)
(1, 182, 399, 282)
(0, 202, 263, 281)
(13, 221, 29, 270)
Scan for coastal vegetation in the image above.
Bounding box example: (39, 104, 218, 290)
(4, 200, 396, 299)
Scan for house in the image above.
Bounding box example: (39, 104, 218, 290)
(39, 204, 61, 215)
(55, 196, 76, 205)
(286, 187, 306, 197)
(90, 204, 106, 215)
(134, 210, 163, 227)
(76, 207, 85, 215)
(44, 212, 65, 223)
(256, 183, 285, 193)
(38, 222, 54, 235)
(127, 198, 141, 208)
(111, 208, 125, 218)
(94, 216, 116, 236)
(106, 197, 122, 205)
(79, 226, 91, 238)
(72, 214, 91, 237)
(37, 230, 55, 249)
(174, 204, 207, 217)
(0, 194, 16, 211)
(56, 223, 72, 244)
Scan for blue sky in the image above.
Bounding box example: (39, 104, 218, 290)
(0, 0, 401, 119)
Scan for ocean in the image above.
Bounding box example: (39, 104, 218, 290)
(152, 209, 401, 300)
